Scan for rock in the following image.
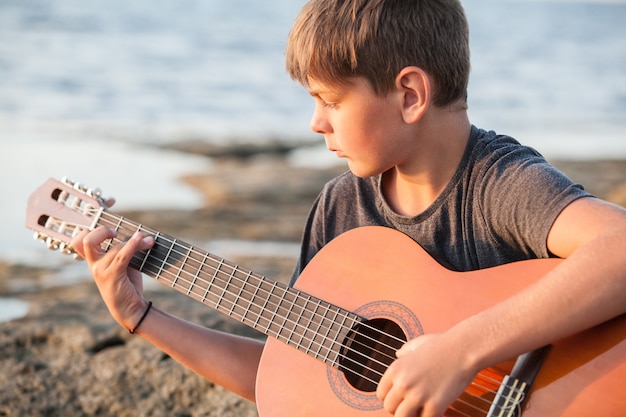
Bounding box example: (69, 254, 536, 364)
(160, 138, 319, 160)
(0, 282, 262, 417)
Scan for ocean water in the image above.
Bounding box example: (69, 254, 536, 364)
(1, 0, 626, 266)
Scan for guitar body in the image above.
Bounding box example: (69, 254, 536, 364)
(256, 227, 626, 416)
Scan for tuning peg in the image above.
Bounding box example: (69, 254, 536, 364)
(74, 182, 87, 193)
(45, 236, 60, 251)
(59, 242, 76, 256)
(59, 177, 105, 203)
(86, 187, 102, 199)
(33, 231, 47, 242)
(61, 177, 75, 186)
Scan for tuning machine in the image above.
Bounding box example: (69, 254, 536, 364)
(60, 176, 104, 202)
(33, 232, 78, 257)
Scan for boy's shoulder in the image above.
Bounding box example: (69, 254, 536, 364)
(470, 127, 539, 158)
(464, 127, 548, 177)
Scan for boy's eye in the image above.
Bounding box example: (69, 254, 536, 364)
(311, 92, 339, 109)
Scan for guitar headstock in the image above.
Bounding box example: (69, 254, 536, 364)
(25, 177, 107, 256)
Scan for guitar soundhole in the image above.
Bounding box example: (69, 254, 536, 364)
(338, 318, 407, 392)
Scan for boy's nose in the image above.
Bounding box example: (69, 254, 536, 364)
(310, 108, 331, 135)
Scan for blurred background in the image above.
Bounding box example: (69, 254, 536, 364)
(1, 0, 625, 264)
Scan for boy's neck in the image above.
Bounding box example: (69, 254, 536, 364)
(382, 107, 471, 217)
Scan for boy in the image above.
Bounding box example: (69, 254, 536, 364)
(72, 0, 626, 416)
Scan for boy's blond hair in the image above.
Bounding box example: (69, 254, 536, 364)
(286, 0, 470, 107)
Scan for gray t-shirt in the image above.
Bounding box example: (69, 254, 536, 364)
(290, 126, 591, 285)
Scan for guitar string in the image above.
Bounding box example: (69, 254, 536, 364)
(102, 233, 515, 417)
(95, 216, 395, 382)
(97, 212, 519, 408)
(97, 213, 520, 404)
(66, 212, 518, 417)
(94, 211, 521, 411)
(105, 245, 389, 390)
(98, 213, 405, 363)
(104, 234, 394, 386)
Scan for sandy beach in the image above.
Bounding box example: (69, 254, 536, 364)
(1, 143, 625, 416)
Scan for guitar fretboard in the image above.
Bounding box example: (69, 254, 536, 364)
(97, 210, 362, 368)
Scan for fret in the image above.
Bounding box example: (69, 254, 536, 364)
(140, 232, 162, 279)
(273, 283, 292, 337)
(281, 290, 301, 346)
(215, 262, 236, 313)
(263, 282, 281, 336)
(136, 224, 152, 272)
(188, 251, 209, 296)
(242, 273, 263, 326)
(272, 287, 292, 342)
(156, 238, 176, 279)
(104, 215, 125, 252)
(172, 242, 192, 288)
(252, 279, 273, 330)
(284, 290, 304, 348)
(202, 258, 223, 305)
(303, 299, 323, 356)
(228, 270, 251, 317)
(318, 306, 340, 365)
(328, 310, 355, 367)
(313, 303, 335, 360)
(280, 289, 301, 343)
(292, 293, 314, 349)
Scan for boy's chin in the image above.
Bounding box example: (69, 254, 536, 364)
(347, 162, 384, 179)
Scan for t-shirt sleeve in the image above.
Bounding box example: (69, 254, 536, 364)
(477, 145, 591, 259)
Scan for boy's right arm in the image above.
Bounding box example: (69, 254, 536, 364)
(72, 226, 264, 403)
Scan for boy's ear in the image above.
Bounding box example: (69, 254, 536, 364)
(395, 66, 430, 123)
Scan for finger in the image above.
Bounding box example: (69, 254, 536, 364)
(103, 197, 116, 208)
(377, 367, 403, 415)
(394, 400, 424, 417)
(82, 226, 118, 262)
(382, 387, 404, 416)
(396, 336, 425, 357)
(110, 232, 154, 269)
(377, 368, 392, 402)
(70, 228, 90, 258)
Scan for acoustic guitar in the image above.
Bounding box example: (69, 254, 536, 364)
(25, 177, 626, 416)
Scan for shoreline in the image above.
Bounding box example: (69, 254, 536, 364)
(1, 150, 625, 416)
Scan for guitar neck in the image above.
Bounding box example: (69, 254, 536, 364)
(95, 209, 361, 368)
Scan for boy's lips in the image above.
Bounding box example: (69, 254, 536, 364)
(328, 147, 344, 158)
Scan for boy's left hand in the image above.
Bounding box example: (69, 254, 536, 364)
(376, 333, 478, 417)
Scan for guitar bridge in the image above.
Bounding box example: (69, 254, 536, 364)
(487, 375, 527, 417)
(487, 345, 550, 417)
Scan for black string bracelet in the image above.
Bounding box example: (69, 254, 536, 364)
(129, 301, 153, 334)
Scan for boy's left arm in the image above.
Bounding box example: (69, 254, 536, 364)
(377, 196, 626, 417)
